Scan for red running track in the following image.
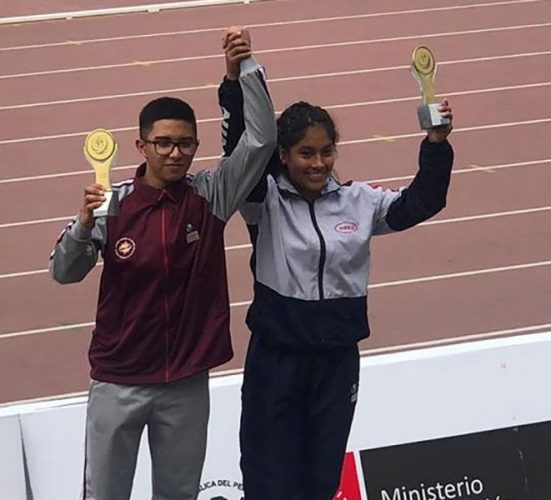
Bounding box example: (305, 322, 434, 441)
(0, 0, 550, 405)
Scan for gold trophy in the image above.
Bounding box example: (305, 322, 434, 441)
(84, 129, 119, 217)
(410, 46, 450, 130)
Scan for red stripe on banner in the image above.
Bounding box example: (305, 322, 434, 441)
(334, 451, 362, 500)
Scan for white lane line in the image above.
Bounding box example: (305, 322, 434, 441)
(0, 154, 218, 184)
(0, 82, 219, 110)
(369, 260, 551, 289)
(3, 205, 551, 281)
(0, 0, 260, 25)
(360, 323, 551, 356)
(421, 206, 551, 226)
(1, 322, 96, 339)
(1, 158, 550, 230)
(328, 81, 551, 111)
(3, 260, 551, 339)
(1, 22, 549, 80)
(3, 77, 551, 145)
(2, 56, 550, 111)
(0, 117, 221, 145)
(341, 118, 551, 146)
(0, 215, 75, 229)
(369, 158, 551, 184)
(1, 0, 541, 51)
(267, 52, 551, 84)
(0, 269, 51, 279)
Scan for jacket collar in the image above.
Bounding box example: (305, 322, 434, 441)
(133, 163, 189, 204)
(275, 173, 341, 198)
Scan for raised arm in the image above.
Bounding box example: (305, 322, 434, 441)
(192, 28, 277, 222)
(218, 35, 245, 158)
(375, 100, 454, 233)
(49, 183, 106, 283)
(218, 56, 280, 206)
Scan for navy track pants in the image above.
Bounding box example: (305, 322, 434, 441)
(240, 335, 359, 500)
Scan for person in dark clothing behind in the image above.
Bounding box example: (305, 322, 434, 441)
(49, 27, 276, 500)
(219, 64, 454, 499)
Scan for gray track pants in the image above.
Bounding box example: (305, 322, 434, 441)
(83, 371, 209, 500)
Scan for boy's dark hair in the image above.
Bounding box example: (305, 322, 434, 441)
(276, 101, 339, 151)
(139, 97, 197, 139)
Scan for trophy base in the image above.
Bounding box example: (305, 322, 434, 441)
(93, 190, 119, 218)
(417, 103, 451, 130)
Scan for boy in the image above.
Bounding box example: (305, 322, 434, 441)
(49, 28, 276, 499)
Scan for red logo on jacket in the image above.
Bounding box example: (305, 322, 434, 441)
(115, 237, 136, 259)
(335, 221, 359, 233)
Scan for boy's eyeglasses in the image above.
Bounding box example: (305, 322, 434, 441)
(144, 139, 199, 156)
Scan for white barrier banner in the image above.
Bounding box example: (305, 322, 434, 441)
(1, 332, 551, 499)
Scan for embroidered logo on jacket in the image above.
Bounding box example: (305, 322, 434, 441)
(186, 223, 200, 244)
(115, 237, 136, 259)
(335, 221, 359, 233)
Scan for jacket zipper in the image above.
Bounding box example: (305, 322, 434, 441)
(161, 200, 171, 382)
(308, 200, 326, 300)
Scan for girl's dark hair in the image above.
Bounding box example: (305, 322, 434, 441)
(139, 96, 196, 139)
(276, 101, 339, 151)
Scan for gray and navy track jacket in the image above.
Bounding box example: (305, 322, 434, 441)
(219, 80, 454, 347)
(49, 57, 276, 384)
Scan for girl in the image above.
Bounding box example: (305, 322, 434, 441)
(220, 81, 453, 499)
